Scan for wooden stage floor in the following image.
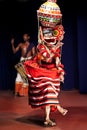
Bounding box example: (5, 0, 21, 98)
(0, 90, 87, 130)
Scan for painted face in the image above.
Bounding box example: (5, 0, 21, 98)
(42, 27, 56, 46)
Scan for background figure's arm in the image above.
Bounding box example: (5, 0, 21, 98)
(31, 46, 36, 57)
(27, 50, 32, 58)
(11, 38, 21, 53)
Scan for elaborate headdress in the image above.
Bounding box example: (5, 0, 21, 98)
(37, 0, 62, 28)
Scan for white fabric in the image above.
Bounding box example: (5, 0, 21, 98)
(15, 57, 31, 86)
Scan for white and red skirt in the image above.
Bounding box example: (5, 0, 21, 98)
(24, 58, 63, 111)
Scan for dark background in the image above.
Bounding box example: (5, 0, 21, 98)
(0, 0, 87, 94)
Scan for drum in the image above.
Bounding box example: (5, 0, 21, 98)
(15, 60, 28, 83)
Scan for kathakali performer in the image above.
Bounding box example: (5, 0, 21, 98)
(24, 0, 68, 126)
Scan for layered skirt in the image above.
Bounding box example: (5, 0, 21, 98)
(24, 58, 63, 109)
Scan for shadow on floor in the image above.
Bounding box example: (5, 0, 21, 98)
(15, 115, 45, 126)
(15, 106, 87, 127)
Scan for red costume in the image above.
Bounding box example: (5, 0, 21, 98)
(24, 1, 68, 124)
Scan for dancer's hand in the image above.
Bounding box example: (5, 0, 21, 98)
(60, 74, 64, 83)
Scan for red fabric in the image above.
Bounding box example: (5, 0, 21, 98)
(41, 105, 57, 112)
(24, 59, 60, 79)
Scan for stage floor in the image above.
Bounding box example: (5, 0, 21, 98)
(0, 90, 87, 130)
